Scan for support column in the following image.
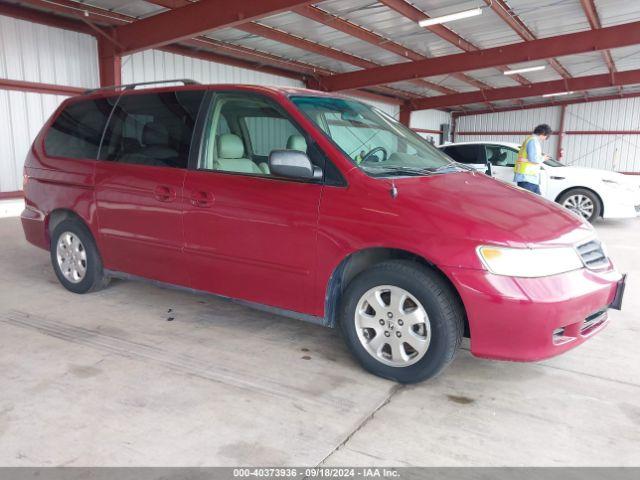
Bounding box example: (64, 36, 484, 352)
(98, 38, 122, 87)
(556, 104, 566, 160)
(399, 103, 411, 127)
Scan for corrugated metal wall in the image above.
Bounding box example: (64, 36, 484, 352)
(121, 49, 304, 89)
(455, 100, 640, 172)
(563, 97, 640, 172)
(0, 15, 98, 192)
(455, 106, 560, 157)
(0, 15, 99, 88)
(410, 109, 452, 144)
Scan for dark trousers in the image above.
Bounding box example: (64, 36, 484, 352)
(517, 181, 541, 195)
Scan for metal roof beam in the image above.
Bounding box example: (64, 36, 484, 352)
(292, 5, 494, 99)
(452, 91, 640, 117)
(484, 0, 571, 79)
(0, 1, 94, 34)
(409, 69, 640, 110)
(112, 0, 315, 55)
(379, 0, 530, 86)
(316, 21, 640, 92)
(579, 0, 618, 76)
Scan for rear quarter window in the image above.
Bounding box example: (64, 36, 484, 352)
(44, 98, 114, 159)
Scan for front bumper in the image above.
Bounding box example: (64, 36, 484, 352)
(601, 187, 640, 219)
(442, 265, 623, 361)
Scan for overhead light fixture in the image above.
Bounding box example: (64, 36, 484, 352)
(418, 7, 482, 27)
(504, 65, 546, 75)
(542, 91, 575, 98)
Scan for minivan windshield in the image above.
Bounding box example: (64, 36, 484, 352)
(290, 96, 463, 177)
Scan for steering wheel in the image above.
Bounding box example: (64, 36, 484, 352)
(361, 146, 388, 164)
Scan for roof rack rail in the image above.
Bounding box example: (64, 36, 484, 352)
(84, 79, 200, 95)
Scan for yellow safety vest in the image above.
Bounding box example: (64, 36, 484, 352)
(514, 135, 541, 176)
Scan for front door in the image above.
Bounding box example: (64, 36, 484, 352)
(484, 144, 518, 184)
(95, 90, 205, 285)
(183, 92, 323, 313)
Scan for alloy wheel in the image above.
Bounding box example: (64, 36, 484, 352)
(562, 194, 594, 220)
(56, 231, 87, 283)
(354, 285, 431, 367)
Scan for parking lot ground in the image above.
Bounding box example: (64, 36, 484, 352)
(0, 216, 639, 466)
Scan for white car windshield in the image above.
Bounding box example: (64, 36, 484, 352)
(290, 96, 464, 177)
(544, 158, 565, 167)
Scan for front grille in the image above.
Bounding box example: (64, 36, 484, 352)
(577, 240, 608, 269)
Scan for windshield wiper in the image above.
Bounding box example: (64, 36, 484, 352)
(364, 165, 434, 176)
(427, 162, 471, 173)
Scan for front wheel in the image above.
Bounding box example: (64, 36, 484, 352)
(339, 261, 464, 383)
(558, 188, 602, 222)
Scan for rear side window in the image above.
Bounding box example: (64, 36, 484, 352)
(100, 90, 204, 168)
(442, 145, 482, 164)
(44, 98, 113, 159)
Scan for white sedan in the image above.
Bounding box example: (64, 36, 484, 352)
(438, 141, 640, 222)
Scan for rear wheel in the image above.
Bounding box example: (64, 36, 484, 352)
(50, 219, 108, 294)
(558, 188, 602, 222)
(339, 261, 464, 383)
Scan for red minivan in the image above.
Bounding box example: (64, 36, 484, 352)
(21, 82, 626, 383)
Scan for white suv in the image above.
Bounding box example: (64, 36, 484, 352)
(438, 141, 640, 222)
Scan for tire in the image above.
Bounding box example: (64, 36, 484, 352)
(50, 218, 108, 294)
(339, 260, 464, 383)
(558, 188, 602, 223)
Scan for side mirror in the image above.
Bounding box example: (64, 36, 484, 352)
(485, 160, 493, 176)
(269, 150, 322, 180)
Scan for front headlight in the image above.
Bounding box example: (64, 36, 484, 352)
(477, 245, 584, 278)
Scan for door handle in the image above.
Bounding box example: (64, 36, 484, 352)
(154, 185, 176, 202)
(190, 190, 215, 208)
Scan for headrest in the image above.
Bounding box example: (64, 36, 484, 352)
(217, 133, 245, 159)
(286, 134, 307, 152)
(142, 122, 169, 147)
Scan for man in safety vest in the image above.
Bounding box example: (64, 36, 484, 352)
(514, 124, 552, 194)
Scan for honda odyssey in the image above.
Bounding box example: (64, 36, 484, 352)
(21, 82, 626, 383)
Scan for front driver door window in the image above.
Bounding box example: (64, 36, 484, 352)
(442, 145, 486, 173)
(183, 92, 324, 313)
(485, 145, 518, 184)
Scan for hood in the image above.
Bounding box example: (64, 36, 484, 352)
(389, 171, 594, 247)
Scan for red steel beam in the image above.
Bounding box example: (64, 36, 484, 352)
(0, 78, 84, 96)
(0, 1, 94, 34)
(180, 39, 414, 101)
(409, 69, 640, 110)
(98, 38, 122, 87)
(143, 1, 431, 99)
(319, 21, 640, 92)
(113, 0, 315, 55)
(235, 23, 452, 95)
(19, 0, 131, 26)
(379, 0, 529, 87)
(556, 105, 566, 159)
(579, 0, 617, 76)
(452, 91, 640, 117)
(292, 5, 424, 62)
(484, 0, 571, 79)
(292, 5, 492, 96)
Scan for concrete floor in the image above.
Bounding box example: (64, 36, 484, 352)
(0, 215, 639, 467)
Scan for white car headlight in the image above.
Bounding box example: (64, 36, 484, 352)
(477, 245, 584, 278)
